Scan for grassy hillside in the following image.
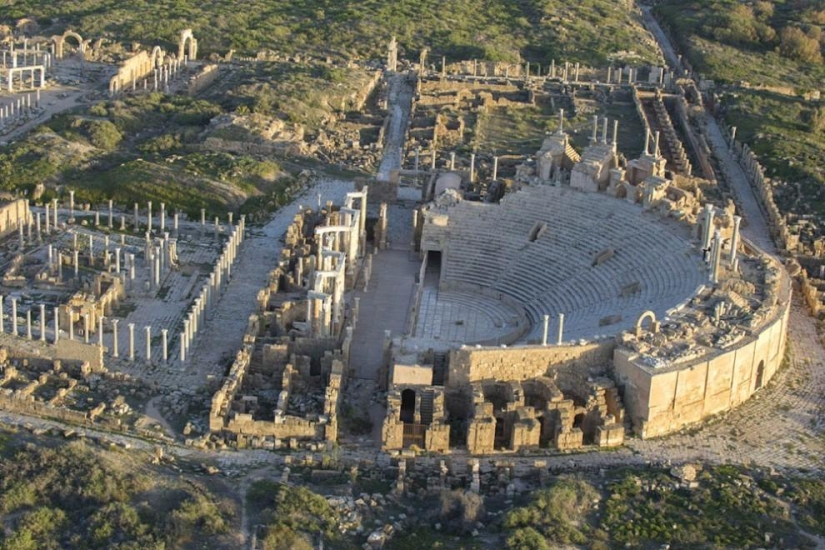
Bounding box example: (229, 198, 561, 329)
(4, 0, 658, 65)
(0, 61, 374, 218)
(654, 0, 825, 221)
(655, 0, 825, 89)
(0, 433, 237, 549)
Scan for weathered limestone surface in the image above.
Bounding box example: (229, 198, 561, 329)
(448, 343, 614, 388)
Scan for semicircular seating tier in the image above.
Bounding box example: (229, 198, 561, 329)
(438, 185, 705, 343)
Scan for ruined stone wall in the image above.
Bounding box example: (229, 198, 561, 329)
(632, 87, 653, 147)
(447, 341, 614, 393)
(673, 90, 715, 181)
(209, 203, 353, 446)
(224, 413, 324, 439)
(350, 70, 382, 112)
(0, 199, 31, 237)
(187, 63, 220, 95)
(723, 127, 799, 253)
(0, 333, 104, 372)
(614, 275, 790, 439)
(0, 392, 124, 429)
(110, 50, 153, 92)
(197, 137, 304, 157)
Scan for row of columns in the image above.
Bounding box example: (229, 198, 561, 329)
(0, 298, 107, 351)
(436, 57, 670, 88)
(112, 58, 185, 97)
(0, 90, 41, 132)
(541, 313, 565, 346)
(132, 201, 181, 235)
(1, 49, 51, 69)
(179, 214, 245, 362)
(416, 147, 494, 183)
(589, 115, 620, 149)
(144, 231, 178, 290)
(700, 203, 742, 284)
(33, 197, 191, 236)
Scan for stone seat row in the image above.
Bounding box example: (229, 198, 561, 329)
(434, 291, 520, 326)
(437, 185, 704, 341)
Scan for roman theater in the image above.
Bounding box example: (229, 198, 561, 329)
(207, 105, 790, 456)
(375, 119, 791, 453)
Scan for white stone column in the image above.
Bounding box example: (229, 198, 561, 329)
(52, 198, 58, 228)
(73, 250, 79, 277)
(128, 323, 135, 361)
(98, 316, 104, 348)
(111, 319, 119, 357)
(183, 318, 190, 352)
(179, 332, 186, 362)
(542, 314, 550, 346)
(161, 328, 168, 362)
(10, 297, 17, 336)
(44, 203, 50, 233)
(710, 230, 723, 284)
(39, 304, 45, 341)
(144, 325, 151, 361)
(729, 215, 741, 267)
(83, 313, 90, 343)
(557, 313, 564, 345)
(147, 201, 152, 232)
(108, 199, 113, 228)
(53, 306, 59, 343)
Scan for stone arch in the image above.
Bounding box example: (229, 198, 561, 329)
(635, 310, 659, 336)
(54, 30, 85, 59)
(400, 388, 416, 423)
(150, 45, 164, 68)
(178, 29, 197, 61)
(755, 359, 765, 390)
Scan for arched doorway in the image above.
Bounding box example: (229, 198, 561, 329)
(755, 360, 765, 389)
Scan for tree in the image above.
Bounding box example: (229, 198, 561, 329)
(779, 26, 823, 64)
(88, 120, 122, 150)
(506, 527, 550, 550)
